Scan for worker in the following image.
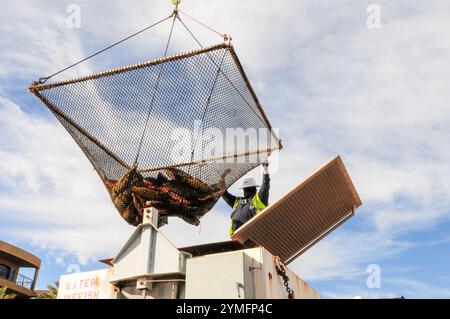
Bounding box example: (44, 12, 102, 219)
(222, 161, 270, 236)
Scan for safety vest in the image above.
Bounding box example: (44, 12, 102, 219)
(229, 193, 267, 236)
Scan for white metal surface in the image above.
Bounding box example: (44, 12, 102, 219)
(57, 206, 323, 299)
(111, 208, 189, 283)
(245, 247, 320, 299)
(185, 247, 320, 299)
(185, 251, 254, 299)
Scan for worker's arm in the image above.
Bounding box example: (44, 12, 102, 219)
(222, 190, 237, 208)
(258, 161, 270, 205)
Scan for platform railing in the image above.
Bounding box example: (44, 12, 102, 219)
(0, 269, 34, 290)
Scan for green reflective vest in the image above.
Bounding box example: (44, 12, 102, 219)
(229, 193, 267, 236)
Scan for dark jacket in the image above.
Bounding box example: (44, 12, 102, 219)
(222, 174, 270, 229)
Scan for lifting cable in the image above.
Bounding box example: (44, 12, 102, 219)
(178, 9, 225, 38)
(133, 6, 228, 168)
(133, 13, 177, 167)
(188, 49, 227, 175)
(176, 14, 268, 132)
(32, 0, 268, 168)
(33, 14, 173, 85)
(174, 13, 228, 174)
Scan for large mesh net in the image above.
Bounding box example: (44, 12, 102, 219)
(29, 43, 281, 227)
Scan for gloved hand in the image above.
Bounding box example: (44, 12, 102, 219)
(262, 160, 269, 175)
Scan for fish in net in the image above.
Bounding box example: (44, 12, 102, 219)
(29, 43, 281, 227)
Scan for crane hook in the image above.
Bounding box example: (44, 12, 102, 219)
(172, 0, 181, 10)
(171, 0, 181, 16)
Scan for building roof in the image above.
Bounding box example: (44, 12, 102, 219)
(0, 241, 41, 268)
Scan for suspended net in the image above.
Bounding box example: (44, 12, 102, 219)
(29, 43, 281, 227)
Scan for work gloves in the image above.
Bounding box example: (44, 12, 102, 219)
(262, 160, 269, 175)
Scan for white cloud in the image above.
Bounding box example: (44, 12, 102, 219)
(373, 209, 443, 235)
(383, 277, 450, 299)
(0, 1, 91, 81)
(0, 94, 230, 263)
(291, 230, 411, 281)
(1, 0, 450, 298)
(0, 94, 128, 260)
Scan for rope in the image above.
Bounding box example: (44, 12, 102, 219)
(133, 13, 178, 167)
(35, 14, 173, 84)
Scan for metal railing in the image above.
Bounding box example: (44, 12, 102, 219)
(0, 269, 34, 290)
(15, 273, 34, 290)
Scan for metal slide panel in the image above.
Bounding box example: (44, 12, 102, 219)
(232, 156, 362, 264)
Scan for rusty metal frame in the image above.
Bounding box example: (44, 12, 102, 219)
(29, 44, 227, 92)
(226, 44, 281, 145)
(29, 43, 282, 172)
(138, 146, 280, 173)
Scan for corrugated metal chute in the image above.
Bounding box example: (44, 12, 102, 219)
(231, 155, 362, 264)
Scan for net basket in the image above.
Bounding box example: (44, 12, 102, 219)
(29, 43, 281, 227)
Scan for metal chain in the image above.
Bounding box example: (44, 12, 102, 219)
(273, 256, 294, 299)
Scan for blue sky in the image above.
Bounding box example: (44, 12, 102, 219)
(1, 0, 450, 298)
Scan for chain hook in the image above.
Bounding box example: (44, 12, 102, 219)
(172, 0, 181, 15)
(273, 256, 295, 299)
(32, 77, 50, 86)
(223, 34, 232, 46)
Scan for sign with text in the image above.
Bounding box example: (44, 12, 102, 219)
(57, 269, 116, 299)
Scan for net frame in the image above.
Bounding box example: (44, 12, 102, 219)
(29, 42, 282, 226)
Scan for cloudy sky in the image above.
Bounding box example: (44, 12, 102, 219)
(1, 0, 450, 298)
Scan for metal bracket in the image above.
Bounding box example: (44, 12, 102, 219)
(249, 266, 261, 271)
(135, 207, 159, 291)
(223, 34, 232, 46)
(143, 206, 159, 227)
(172, 0, 181, 15)
(236, 282, 244, 298)
(136, 278, 149, 290)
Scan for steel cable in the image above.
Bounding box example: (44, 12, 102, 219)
(133, 14, 177, 167)
(35, 14, 173, 84)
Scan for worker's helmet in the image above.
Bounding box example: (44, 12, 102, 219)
(240, 177, 260, 189)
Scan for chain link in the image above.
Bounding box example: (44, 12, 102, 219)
(273, 256, 294, 299)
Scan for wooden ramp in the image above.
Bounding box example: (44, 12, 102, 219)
(231, 155, 362, 264)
